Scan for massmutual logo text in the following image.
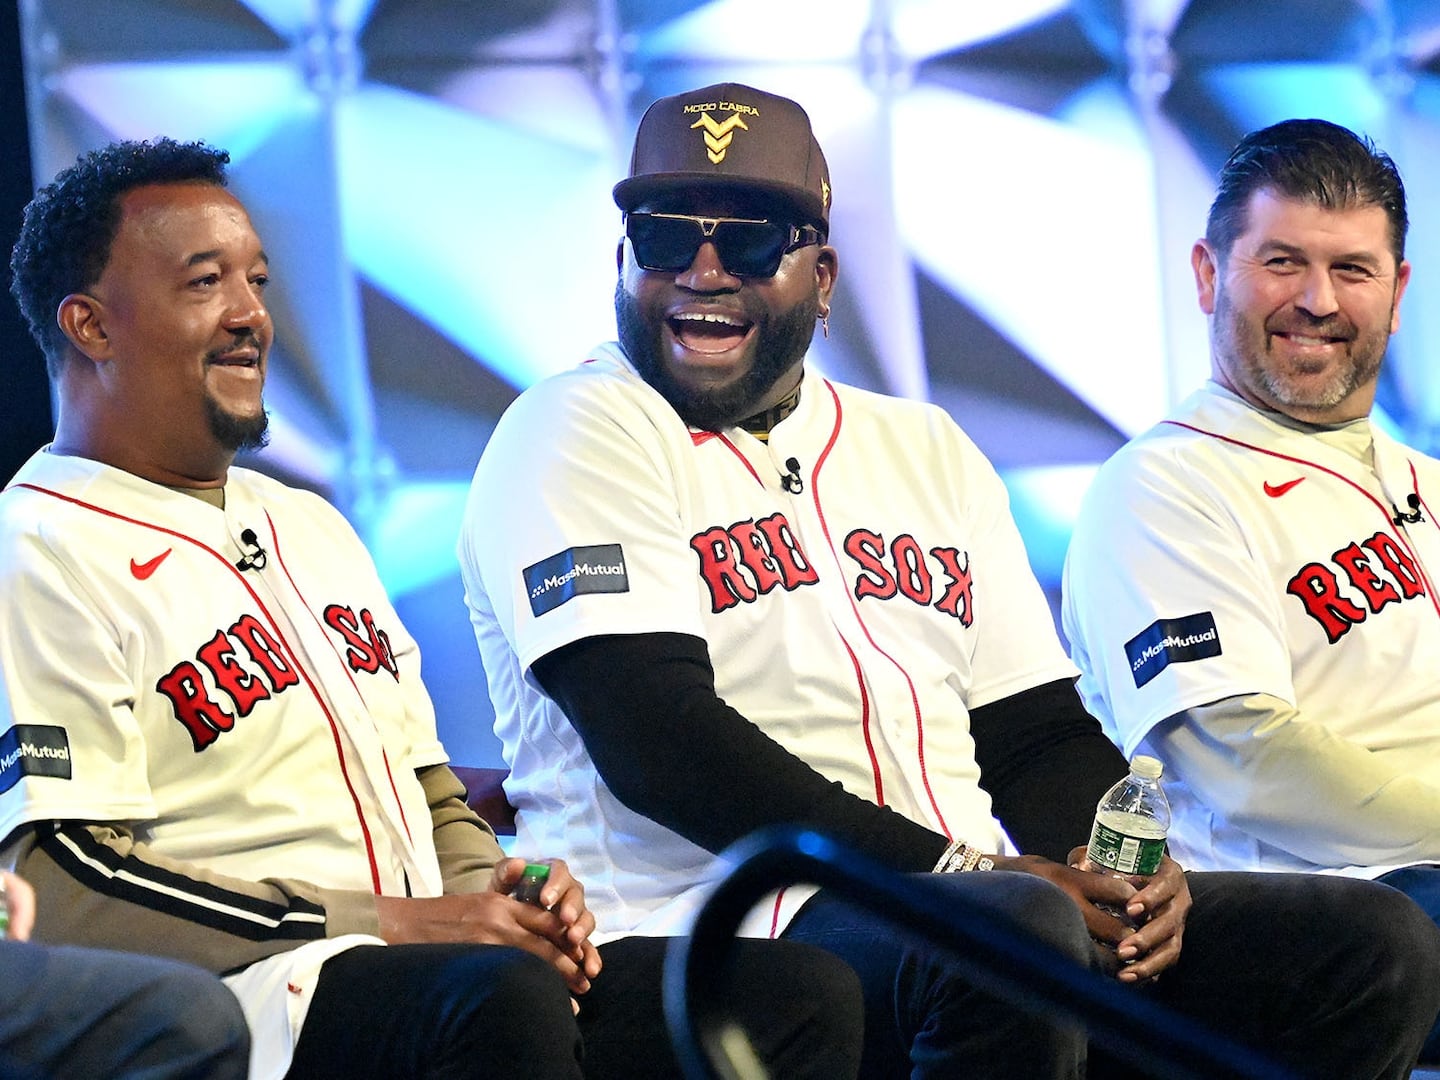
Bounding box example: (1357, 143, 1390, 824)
(1131, 628, 1218, 672)
(0, 723, 74, 793)
(525, 544, 629, 617)
(530, 560, 625, 600)
(0, 740, 70, 771)
(1125, 612, 1222, 689)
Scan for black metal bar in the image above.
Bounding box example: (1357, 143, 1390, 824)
(663, 826, 1295, 1080)
(0, 0, 51, 485)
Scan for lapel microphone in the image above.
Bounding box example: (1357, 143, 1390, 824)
(1392, 493, 1424, 526)
(780, 457, 804, 494)
(235, 528, 268, 571)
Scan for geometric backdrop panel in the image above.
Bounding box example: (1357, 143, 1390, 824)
(16, 0, 1440, 765)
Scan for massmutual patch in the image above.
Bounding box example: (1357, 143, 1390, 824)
(1125, 612, 1222, 689)
(525, 544, 629, 617)
(0, 723, 73, 794)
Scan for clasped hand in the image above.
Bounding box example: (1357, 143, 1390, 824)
(375, 857, 602, 999)
(992, 848, 1192, 984)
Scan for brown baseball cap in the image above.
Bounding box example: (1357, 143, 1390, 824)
(613, 82, 831, 231)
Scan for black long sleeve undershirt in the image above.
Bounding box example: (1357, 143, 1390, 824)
(970, 678, 1130, 862)
(533, 632, 950, 872)
(532, 632, 1129, 870)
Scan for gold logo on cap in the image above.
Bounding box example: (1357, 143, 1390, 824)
(822, 177, 830, 210)
(689, 112, 749, 164)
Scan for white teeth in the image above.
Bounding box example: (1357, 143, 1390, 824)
(672, 312, 744, 326)
(1288, 335, 1333, 346)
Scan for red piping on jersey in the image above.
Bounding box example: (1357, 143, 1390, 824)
(264, 511, 416, 847)
(699, 430, 766, 488)
(1410, 461, 1436, 549)
(1163, 421, 1440, 619)
(13, 483, 387, 893)
(768, 888, 787, 938)
(838, 631, 883, 805)
(809, 381, 953, 840)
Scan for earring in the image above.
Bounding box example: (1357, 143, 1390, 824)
(818, 308, 830, 339)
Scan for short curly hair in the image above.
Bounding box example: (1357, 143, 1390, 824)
(9, 138, 232, 375)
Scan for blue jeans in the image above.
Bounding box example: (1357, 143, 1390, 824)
(785, 870, 1091, 1080)
(0, 941, 249, 1080)
(783, 868, 1440, 1080)
(1379, 864, 1440, 1063)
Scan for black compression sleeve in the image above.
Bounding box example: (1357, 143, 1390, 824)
(969, 678, 1129, 863)
(530, 632, 950, 872)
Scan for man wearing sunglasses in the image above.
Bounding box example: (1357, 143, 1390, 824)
(459, 82, 1440, 1078)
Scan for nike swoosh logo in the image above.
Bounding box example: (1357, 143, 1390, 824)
(1263, 478, 1305, 498)
(130, 549, 173, 580)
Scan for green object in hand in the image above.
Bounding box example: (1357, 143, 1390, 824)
(514, 863, 550, 906)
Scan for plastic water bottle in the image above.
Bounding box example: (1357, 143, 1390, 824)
(1086, 755, 1170, 876)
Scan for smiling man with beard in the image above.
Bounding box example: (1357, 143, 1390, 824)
(461, 93, 1440, 1078)
(612, 186, 824, 432)
(1063, 118, 1440, 1065)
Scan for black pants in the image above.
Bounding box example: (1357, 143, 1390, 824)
(783, 868, 1440, 1080)
(288, 936, 862, 1079)
(1126, 872, 1440, 1080)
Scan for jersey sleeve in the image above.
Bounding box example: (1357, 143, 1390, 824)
(459, 371, 708, 678)
(941, 418, 1077, 708)
(1062, 442, 1298, 756)
(1150, 695, 1440, 866)
(9, 822, 382, 975)
(418, 763, 507, 893)
(0, 523, 157, 839)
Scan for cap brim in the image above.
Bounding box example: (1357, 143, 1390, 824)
(613, 173, 826, 230)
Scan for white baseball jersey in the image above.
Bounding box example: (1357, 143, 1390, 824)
(1062, 382, 1440, 874)
(0, 448, 447, 1078)
(460, 342, 1075, 941)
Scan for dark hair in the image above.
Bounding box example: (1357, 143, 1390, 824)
(9, 138, 231, 375)
(1205, 119, 1407, 266)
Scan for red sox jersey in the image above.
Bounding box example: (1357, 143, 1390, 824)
(1062, 383, 1440, 875)
(0, 449, 447, 1076)
(459, 343, 1075, 940)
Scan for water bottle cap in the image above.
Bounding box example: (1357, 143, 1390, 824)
(1130, 755, 1164, 780)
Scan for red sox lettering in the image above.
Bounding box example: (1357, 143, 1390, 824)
(690, 514, 974, 625)
(1286, 530, 1427, 644)
(157, 614, 301, 751)
(845, 530, 974, 626)
(691, 513, 820, 613)
(157, 606, 398, 751)
(324, 604, 400, 680)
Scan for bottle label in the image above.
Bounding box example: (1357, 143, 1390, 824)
(1087, 818, 1166, 875)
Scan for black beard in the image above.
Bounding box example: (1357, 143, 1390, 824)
(615, 281, 818, 431)
(207, 396, 270, 454)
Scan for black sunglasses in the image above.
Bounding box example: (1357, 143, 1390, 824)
(625, 212, 824, 278)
